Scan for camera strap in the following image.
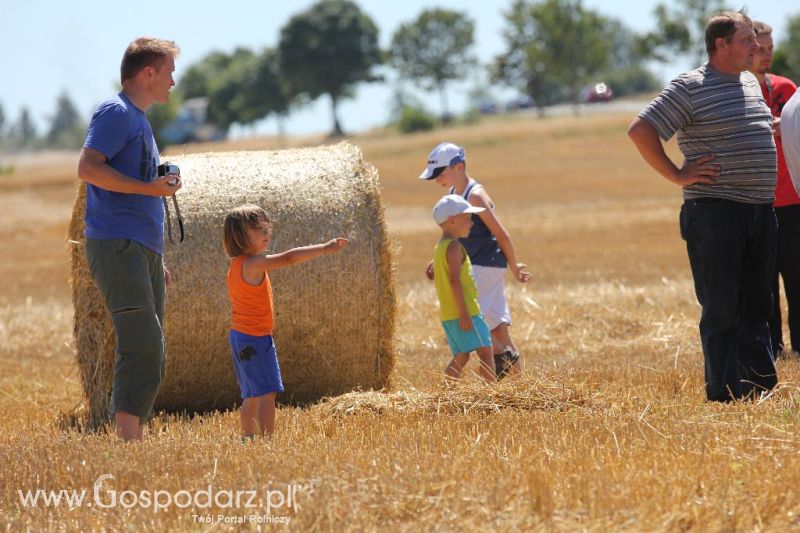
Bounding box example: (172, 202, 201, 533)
(163, 195, 185, 244)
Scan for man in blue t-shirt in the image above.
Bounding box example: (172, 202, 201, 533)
(77, 37, 182, 441)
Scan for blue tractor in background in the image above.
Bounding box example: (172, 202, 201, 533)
(161, 97, 225, 145)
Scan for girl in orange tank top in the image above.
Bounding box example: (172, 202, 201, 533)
(223, 205, 348, 440)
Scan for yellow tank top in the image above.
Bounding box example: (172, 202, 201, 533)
(433, 238, 481, 321)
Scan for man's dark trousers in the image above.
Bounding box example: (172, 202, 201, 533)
(680, 198, 778, 401)
(769, 204, 800, 353)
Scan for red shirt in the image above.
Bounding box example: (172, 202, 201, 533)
(226, 255, 274, 336)
(761, 74, 799, 207)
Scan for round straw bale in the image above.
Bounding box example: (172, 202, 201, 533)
(69, 142, 395, 427)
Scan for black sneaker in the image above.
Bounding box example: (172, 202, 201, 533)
(494, 350, 519, 380)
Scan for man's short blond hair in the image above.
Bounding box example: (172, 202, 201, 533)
(120, 37, 180, 83)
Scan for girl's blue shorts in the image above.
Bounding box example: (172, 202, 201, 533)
(229, 330, 285, 398)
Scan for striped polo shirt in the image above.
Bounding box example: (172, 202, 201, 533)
(639, 63, 776, 203)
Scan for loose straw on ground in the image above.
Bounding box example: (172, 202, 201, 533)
(313, 376, 594, 418)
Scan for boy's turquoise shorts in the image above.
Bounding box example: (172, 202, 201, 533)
(441, 315, 492, 356)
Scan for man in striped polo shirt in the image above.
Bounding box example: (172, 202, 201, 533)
(628, 10, 778, 402)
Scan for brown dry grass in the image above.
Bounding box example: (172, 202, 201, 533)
(3, 112, 800, 531)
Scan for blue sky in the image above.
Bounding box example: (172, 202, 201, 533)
(1, 1, 795, 138)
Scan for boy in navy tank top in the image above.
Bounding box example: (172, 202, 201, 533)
(419, 142, 532, 378)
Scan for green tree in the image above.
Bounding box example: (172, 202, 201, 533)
(148, 95, 182, 148)
(13, 107, 38, 148)
(389, 9, 475, 120)
(397, 105, 436, 133)
(639, 0, 728, 65)
(279, 0, 382, 136)
(0, 102, 5, 140)
(231, 48, 295, 130)
(175, 46, 299, 138)
(205, 48, 258, 131)
(176, 47, 260, 133)
(601, 18, 661, 98)
(772, 14, 800, 82)
(387, 86, 422, 124)
(179, 51, 233, 100)
(467, 82, 498, 113)
(493, 0, 611, 115)
(46, 91, 86, 149)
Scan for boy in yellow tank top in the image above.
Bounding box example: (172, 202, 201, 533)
(432, 195, 495, 383)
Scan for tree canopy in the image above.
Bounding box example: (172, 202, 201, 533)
(493, 0, 611, 114)
(638, 0, 727, 65)
(232, 48, 294, 127)
(14, 108, 37, 147)
(46, 91, 85, 149)
(279, 0, 382, 135)
(389, 9, 475, 119)
(204, 48, 258, 131)
(147, 95, 181, 148)
(178, 51, 236, 101)
(773, 14, 800, 82)
(601, 18, 661, 98)
(172, 46, 295, 136)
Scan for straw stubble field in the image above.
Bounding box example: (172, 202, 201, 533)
(3, 112, 800, 530)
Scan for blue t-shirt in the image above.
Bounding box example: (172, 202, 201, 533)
(83, 92, 164, 254)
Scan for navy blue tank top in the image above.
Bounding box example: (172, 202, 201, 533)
(450, 180, 508, 268)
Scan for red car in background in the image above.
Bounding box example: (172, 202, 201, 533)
(582, 82, 614, 103)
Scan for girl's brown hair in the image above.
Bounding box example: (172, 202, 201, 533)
(223, 205, 271, 258)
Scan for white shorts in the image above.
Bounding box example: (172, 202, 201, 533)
(472, 265, 511, 331)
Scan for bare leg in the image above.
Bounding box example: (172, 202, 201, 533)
(240, 397, 258, 438)
(476, 346, 497, 383)
(491, 322, 518, 353)
(490, 329, 508, 355)
(492, 322, 522, 376)
(256, 392, 277, 437)
(445, 353, 470, 380)
(115, 411, 143, 441)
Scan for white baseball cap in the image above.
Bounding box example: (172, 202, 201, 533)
(433, 194, 485, 224)
(418, 142, 466, 180)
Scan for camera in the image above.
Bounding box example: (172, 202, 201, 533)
(157, 162, 180, 185)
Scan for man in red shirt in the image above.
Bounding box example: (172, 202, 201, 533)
(752, 21, 800, 356)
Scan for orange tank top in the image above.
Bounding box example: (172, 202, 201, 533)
(226, 255, 274, 336)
